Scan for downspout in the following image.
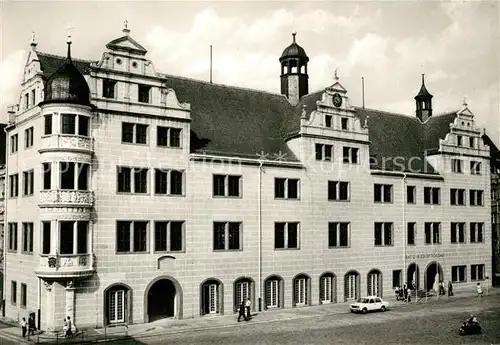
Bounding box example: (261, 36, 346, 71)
(402, 173, 407, 289)
(257, 160, 263, 311)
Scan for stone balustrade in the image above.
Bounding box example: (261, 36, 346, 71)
(39, 190, 94, 207)
(35, 253, 95, 279)
(40, 134, 94, 153)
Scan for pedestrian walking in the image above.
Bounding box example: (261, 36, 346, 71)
(448, 281, 454, 296)
(28, 313, 36, 336)
(406, 286, 411, 302)
(245, 298, 252, 319)
(476, 283, 483, 298)
(20, 317, 27, 338)
(403, 283, 408, 302)
(65, 316, 73, 338)
(237, 302, 248, 322)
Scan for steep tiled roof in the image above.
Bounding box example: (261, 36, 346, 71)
(37, 52, 93, 78)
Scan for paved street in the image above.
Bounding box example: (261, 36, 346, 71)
(112, 295, 500, 345)
(0, 321, 18, 345)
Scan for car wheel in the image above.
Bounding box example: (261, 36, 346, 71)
(381, 306, 386, 312)
(362, 308, 367, 314)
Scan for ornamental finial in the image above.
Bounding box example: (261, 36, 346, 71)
(66, 26, 73, 44)
(123, 19, 130, 35)
(334, 68, 339, 81)
(462, 96, 468, 107)
(292, 32, 297, 43)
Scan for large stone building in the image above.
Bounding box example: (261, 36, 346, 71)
(2, 26, 495, 331)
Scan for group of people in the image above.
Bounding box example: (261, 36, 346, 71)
(394, 283, 414, 302)
(19, 313, 37, 338)
(237, 297, 252, 322)
(62, 316, 73, 338)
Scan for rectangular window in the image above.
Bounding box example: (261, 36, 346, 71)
(470, 161, 482, 175)
(470, 222, 484, 243)
(328, 222, 349, 248)
(42, 221, 51, 255)
(469, 137, 475, 148)
(424, 222, 441, 244)
(138, 84, 151, 103)
(9, 174, 19, 197)
(325, 115, 332, 128)
(116, 221, 149, 253)
(392, 270, 402, 288)
(135, 124, 148, 144)
(133, 168, 148, 194)
(42, 163, 51, 190)
(155, 169, 168, 194)
(122, 123, 134, 143)
(407, 222, 416, 245)
(213, 222, 242, 251)
(103, 79, 116, 98)
(328, 181, 349, 201)
(22, 222, 34, 254)
(44, 115, 53, 135)
(157, 126, 182, 148)
(122, 122, 148, 144)
(24, 127, 34, 148)
(469, 190, 484, 206)
(407, 186, 416, 204)
(451, 159, 463, 173)
(157, 126, 169, 146)
(213, 175, 241, 197)
(154, 221, 184, 252)
(315, 144, 333, 161)
(77, 221, 88, 254)
(59, 221, 74, 254)
(342, 147, 359, 164)
(61, 114, 76, 134)
(60, 162, 75, 190)
(117, 167, 131, 193)
(341, 117, 348, 130)
(11, 281, 17, 305)
(374, 184, 392, 203)
(77, 163, 89, 190)
(10, 134, 18, 153)
(274, 222, 299, 249)
(451, 222, 466, 244)
(471, 264, 485, 281)
(457, 135, 462, 146)
(169, 128, 181, 147)
(274, 178, 299, 199)
(8, 223, 18, 251)
(424, 187, 440, 205)
(78, 116, 90, 136)
(23, 170, 34, 196)
(450, 188, 466, 205)
(20, 283, 27, 308)
(374, 222, 393, 246)
(451, 266, 466, 283)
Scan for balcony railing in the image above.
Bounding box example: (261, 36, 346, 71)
(39, 190, 94, 207)
(35, 253, 95, 279)
(40, 134, 94, 153)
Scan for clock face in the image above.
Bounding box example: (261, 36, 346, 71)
(333, 93, 342, 107)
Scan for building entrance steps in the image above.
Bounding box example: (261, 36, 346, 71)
(0, 287, 497, 344)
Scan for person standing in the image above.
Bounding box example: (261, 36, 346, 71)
(245, 298, 252, 319)
(28, 314, 36, 336)
(237, 302, 248, 322)
(65, 316, 73, 338)
(20, 317, 27, 338)
(448, 281, 454, 296)
(476, 283, 483, 298)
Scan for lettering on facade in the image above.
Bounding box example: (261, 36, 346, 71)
(405, 253, 445, 260)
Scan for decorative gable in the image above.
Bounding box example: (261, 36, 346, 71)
(105, 35, 147, 56)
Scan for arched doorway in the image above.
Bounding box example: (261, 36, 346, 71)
(147, 279, 176, 322)
(425, 262, 443, 292)
(319, 272, 337, 304)
(200, 278, 223, 316)
(264, 275, 284, 309)
(407, 263, 420, 290)
(367, 269, 382, 297)
(233, 277, 254, 313)
(344, 270, 360, 301)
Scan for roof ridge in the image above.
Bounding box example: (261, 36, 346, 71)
(160, 72, 288, 99)
(430, 110, 459, 117)
(354, 106, 416, 119)
(36, 51, 95, 64)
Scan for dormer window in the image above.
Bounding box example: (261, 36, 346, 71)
(341, 118, 348, 130)
(138, 85, 151, 103)
(325, 115, 332, 128)
(103, 79, 116, 99)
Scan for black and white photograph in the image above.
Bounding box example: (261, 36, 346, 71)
(0, 1, 499, 344)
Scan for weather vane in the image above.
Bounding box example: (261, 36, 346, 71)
(334, 68, 339, 81)
(124, 19, 128, 30)
(67, 25, 73, 43)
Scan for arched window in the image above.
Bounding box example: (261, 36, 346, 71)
(105, 284, 132, 325)
(201, 279, 223, 315)
(234, 277, 253, 313)
(264, 275, 283, 309)
(367, 269, 382, 297)
(319, 273, 336, 304)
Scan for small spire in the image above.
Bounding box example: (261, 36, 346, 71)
(30, 31, 37, 51)
(66, 26, 73, 60)
(292, 32, 297, 43)
(462, 96, 468, 107)
(123, 19, 130, 36)
(421, 73, 425, 85)
(334, 68, 339, 81)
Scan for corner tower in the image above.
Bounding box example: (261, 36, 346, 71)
(279, 32, 309, 106)
(415, 73, 433, 122)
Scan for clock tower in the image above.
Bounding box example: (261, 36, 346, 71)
(415, 74, 433, 122)
(279, 32, 309, 106)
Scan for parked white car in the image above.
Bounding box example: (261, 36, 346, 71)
(349, 296, 389, 314)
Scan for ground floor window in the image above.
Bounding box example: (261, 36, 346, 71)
(234, 278, 252, 313)
(201, 279, 222, 315)
(451, 265, 466, 283)
(105, 285, 130, 325)
(319, 273, 336, 304)
(344, 271, 359, 301)
(471, 264, 485, 281)
(367, 269, 382, 297)
(392, 270, 402, 288)
(293, 274, 309, 306)
(265, 276, 282, 309)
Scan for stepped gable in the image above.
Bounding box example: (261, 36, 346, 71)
(423, 112, 458, 150)
(162, 74, 299, 161)
(37, 52, 93, 78)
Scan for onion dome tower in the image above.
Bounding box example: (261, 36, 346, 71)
(279, 32, 309, 106)
(415, 74, 433, 122)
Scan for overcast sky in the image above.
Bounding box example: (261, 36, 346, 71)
(1, 1, 499, 147)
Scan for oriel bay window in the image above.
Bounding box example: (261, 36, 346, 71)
(60, 162, 90, 190)
(154, 221, 184, 252)
(274, 222, 299, 249)
(154, 169, 184, 195)
(374, 222, 393, 246)
(213, 222, 242, 251)
(41, 222, 51, 255)
(116, 221, 148, 253)
(42, 163, 51, 189)
(59, 221, 89, 255)
(44, 114, 53, 135)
